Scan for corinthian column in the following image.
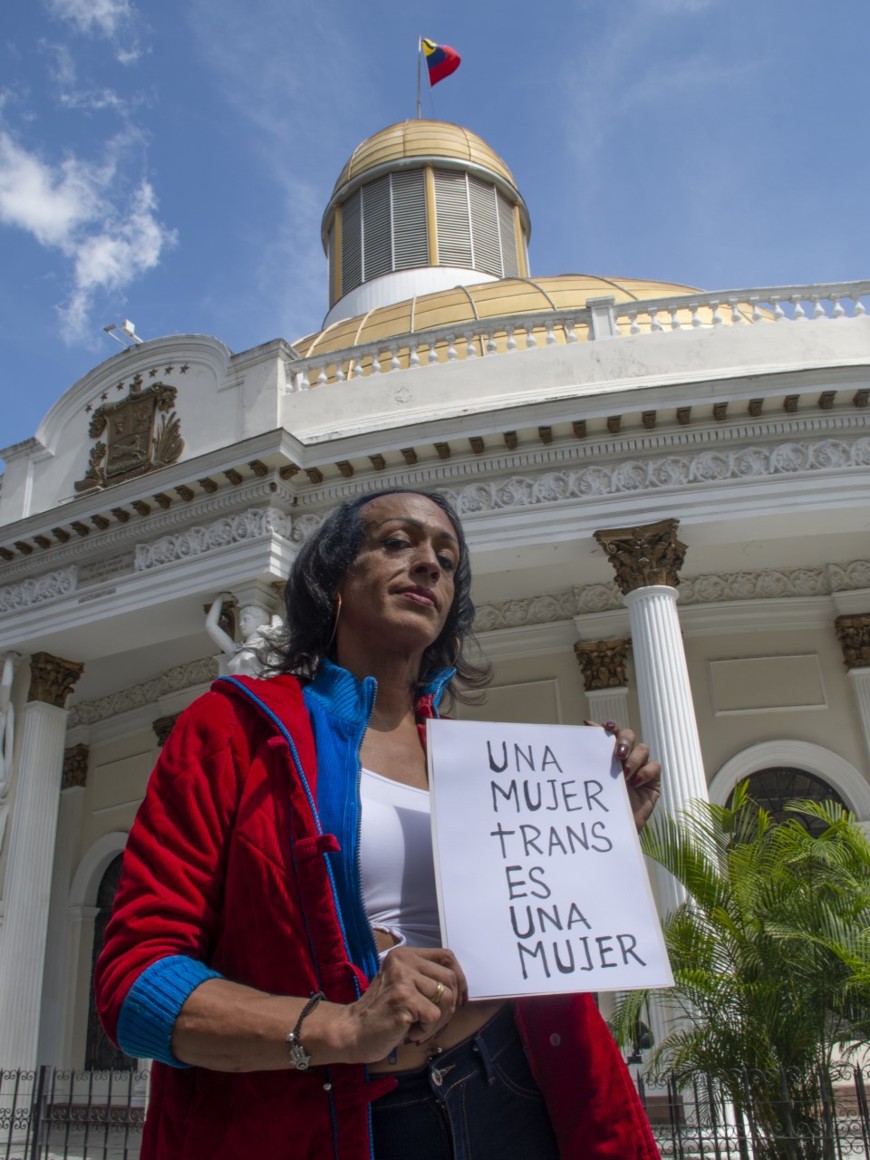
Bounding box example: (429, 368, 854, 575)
(574, 639, 632, 729)
(594, 519, 708, 913)
(835, 614, 870, 770)
(0, 652, 83, 1068)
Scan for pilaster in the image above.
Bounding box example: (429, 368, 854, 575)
(574, 638, 632, 727)
(0, 652, 83, 1067)
(835, 614, 870, 768)
(152, 714, 179, 748)
(38, 758, 87, 1066)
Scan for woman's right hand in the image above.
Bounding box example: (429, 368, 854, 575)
(336, 946, 468, 1064)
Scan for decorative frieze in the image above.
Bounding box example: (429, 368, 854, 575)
(574, 640, 630, 690)
(68, 658, 217, 726)
(289, 514, 325, 544)
(595, 519, 687, 595)
(152, 714, 180, 747)
(62, 743, 89, 789)
(473, 561, 870, 633)
(133, 508, 292, 571)
(835, 614, 870, 670)
(441, 436, 870, 517)
(474, 591, 577, 633)
(28, 653, 84, 708)
(0, 568, 77, 612)
(574, 584, 622, 615)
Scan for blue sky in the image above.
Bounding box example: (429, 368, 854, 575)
(2, 0, 868, 452)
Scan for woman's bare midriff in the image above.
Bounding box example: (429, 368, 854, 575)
(367, 928, 504, 1073)
(368, 998, 506, 1073)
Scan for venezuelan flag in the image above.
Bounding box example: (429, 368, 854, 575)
(423, 38, 461, 86)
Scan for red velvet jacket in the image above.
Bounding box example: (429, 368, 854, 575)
(96, 670, 659, 1159)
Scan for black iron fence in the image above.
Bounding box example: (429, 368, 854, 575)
(2, 1061, 869, 1158)
(0, 1068, 147, 1160)
(638, 1063, 870, 1159)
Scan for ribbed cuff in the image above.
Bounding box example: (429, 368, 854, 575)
(116, 956, 223, 1067)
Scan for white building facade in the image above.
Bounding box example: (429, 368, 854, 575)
(1, 120, 869, 1070)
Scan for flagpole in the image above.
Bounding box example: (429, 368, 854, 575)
(416, 36, 422, 118)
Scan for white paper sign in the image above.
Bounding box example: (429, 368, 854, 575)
(427, 719, 673, 1000)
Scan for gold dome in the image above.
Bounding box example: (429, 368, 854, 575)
(295, 274, 703, 357)
(330, 120, 519, 199)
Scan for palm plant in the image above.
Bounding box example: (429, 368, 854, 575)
(614, 783, 870, 1158)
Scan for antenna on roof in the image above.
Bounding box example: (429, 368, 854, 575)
(103, 320, 144, 348)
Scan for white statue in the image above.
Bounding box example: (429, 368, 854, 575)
(0, 653, 16, 799)
(205, 595, 284, 677)
(0, 653, 16, 857)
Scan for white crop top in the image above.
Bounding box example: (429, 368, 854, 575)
(359, 768, 442, 951)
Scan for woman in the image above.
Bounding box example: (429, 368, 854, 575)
(96, 488, 662, 1159)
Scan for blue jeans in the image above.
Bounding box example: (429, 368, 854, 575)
(370, 1005, 560, 1160)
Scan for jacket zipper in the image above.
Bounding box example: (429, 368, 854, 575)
(353, 678, 379, 990)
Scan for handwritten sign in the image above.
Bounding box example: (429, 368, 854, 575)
(427, 719, 673, 1000)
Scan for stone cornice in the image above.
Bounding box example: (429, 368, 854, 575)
(0, 488, 293, 588)
(0, 427, 292, 564)
(3, 411, 867, 579)
(288, 411, 870, 512)
(0, 506, 293, 615)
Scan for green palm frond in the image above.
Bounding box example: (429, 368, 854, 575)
(613, 790, 870, 1116)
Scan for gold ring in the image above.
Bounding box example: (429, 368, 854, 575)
(432, 981, 446, 1004)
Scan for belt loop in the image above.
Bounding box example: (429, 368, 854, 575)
(472, 1027, 496, 1086)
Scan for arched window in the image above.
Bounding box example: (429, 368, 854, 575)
(730, 767, 848, 837)
(85, 854, 136, 1070)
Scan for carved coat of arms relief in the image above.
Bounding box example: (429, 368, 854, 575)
(75, 378, 184, 492)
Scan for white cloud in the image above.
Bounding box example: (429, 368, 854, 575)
(46, 0, 142, 62)
(0, 130, 175, 340)
(61, 180, 173, 338)
(42, 41, 130, 113)
(0, 132, 101, 245)
(47, 0, 132, 38)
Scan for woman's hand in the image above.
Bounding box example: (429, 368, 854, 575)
(338, 946, 468, 1064)
(171, 948, 467, 1072)
(585, 720, 662, 833)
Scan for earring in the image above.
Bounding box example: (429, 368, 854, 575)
(325, 593, 342, 653)
(449, 634, 462, 667)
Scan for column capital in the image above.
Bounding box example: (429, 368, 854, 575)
(62, 743, 89, 790)
(574, 639, 630, 690)
(152, 713, 179, 748)
(28, 652, 84, 708)
(594, 518, 687, 595)
(835, 613, 870, 670)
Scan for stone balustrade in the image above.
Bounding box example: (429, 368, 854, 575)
(286, 280, 870, 391)
(614, 280, 870, 334)
(289, 308, 588, 391)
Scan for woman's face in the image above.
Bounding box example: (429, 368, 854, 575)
(336, 494, 459, 664)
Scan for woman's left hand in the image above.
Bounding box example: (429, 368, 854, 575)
(585, 721, 662, 832)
